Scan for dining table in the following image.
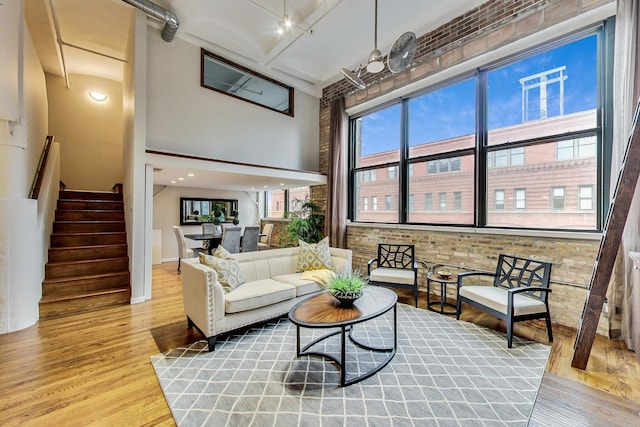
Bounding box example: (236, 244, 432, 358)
(184, 233, 222, 254)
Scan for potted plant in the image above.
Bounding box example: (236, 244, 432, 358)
(325, 270, 366, 307)
(231, 209, 240, 225)
(280, 198, 324, 246)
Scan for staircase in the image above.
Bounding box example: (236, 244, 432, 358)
(40, 190, 131, 318)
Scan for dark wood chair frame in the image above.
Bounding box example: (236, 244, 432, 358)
(456, 254, 553, 348)
(367, 244, 421, 307)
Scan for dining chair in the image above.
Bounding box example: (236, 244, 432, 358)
(220, 226, 242, 253)
(240, 226, 260, 252)
(201, 223, 217, 251)
(257, 223, 274, 250)
(172, 226, 203, 272)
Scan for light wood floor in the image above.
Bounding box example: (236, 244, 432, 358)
(0, 261, 638, 426)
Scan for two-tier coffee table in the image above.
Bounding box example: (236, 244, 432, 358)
(288, 286, 397, 387)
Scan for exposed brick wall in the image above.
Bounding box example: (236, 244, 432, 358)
(313, 0, 614, 335)
(347, 225, 606, 331)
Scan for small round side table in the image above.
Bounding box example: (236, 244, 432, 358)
(426, 272, 459, 315)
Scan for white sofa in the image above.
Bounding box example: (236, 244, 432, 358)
(180, 246, 352, 350)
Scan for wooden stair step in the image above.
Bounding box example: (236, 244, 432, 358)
(51, 232, 126, 247)
(45, 257, 129, 279)
(55, 210, 124, 221)
(57, 200, 124, 211)
(39, 288, 130, 319)
(43, 271, 130, 296)
(53, 221, 125, 233)
(59, 190, 122, 201)
(48, 244, 128, 262)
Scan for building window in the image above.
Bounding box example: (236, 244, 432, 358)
(426, 157, 463, 174)
(439, 193, 446, 211)
(579, 185, 594, 210)
(363, 197, 368, 211)
(372, 196, 378, 211)
(495, 190, 505, 210)
(350, 28, 608, 231)
(557, 136, 597, 160)
(515, 189, 526, 210)
(552, 187, 565, 210)
(454, 192, 462, 211)
(385, 195, 392, 210)
(388, 166, 398, 179)
(488, 148, 525, 168)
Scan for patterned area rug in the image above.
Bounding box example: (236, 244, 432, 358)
(151, 304, 549, 426)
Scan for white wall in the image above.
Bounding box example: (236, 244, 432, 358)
(123, 10, 149, 304)
(145, 31, 320, 172)
(46, 73, 124, 191)
(153, 186, 259, 260)
(0, 7, 49, 333)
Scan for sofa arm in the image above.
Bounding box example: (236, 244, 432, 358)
(330, 247, 353, 273)
(180, 259, 226, 337)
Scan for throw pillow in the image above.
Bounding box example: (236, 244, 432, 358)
(296, 237, 332, 272)
(213, 245, 233, 259)
(199, 253, 246, 293)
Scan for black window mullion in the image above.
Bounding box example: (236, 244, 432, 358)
(400, 98, 409, 223)
(476, 69, 488, 227)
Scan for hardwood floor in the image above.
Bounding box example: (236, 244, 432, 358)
(0, 261, 638, 426)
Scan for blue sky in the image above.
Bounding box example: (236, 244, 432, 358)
(359, 34, 598, 156)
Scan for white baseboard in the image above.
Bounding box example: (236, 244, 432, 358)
(130, 296, 146, 304)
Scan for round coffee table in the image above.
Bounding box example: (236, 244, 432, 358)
(288, 286, 397, 387)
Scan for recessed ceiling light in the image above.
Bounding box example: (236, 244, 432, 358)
(263, 185, 268, 188)
(280, 183, 285, 186)
(89, 91, 107, 102)
(178, 177, 184, 180)
(187, 173, 194, 177)
(171, 180, 176, 184)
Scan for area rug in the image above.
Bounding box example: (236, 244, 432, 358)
(151, 304, 550, 426)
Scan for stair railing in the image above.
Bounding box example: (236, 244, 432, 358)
(29, 135, 55, 200)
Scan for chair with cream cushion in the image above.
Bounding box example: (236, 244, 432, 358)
(456, 254, 553, 348)
(172, 226, 203, 272)
(367, 244, 420, 307)
(257, 223, 274, 250)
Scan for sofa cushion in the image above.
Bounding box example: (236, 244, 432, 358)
(459, 285, 547, 316)
(199, 253, 246, 293)
(369, 267, 415, 285)
(224, 279, 296, 313)
(272, 273, 325, 296)
(297, 237, 332, 272)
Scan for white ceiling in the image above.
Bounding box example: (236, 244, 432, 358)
(24, 0, 486, 191)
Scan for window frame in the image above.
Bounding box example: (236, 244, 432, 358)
(347, 22, 612, 233)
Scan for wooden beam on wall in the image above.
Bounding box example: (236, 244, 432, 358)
(572, 101, 640, 369)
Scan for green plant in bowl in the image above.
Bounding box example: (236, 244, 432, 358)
(325, 270, 366, 306)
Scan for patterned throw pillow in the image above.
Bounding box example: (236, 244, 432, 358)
(199, 253, 246, 293)
(296, 237, 332, 272)
(213, 245, 233, 259)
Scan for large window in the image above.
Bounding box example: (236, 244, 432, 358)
(349, 27, 609, 231)
(265, 186, 309, 218)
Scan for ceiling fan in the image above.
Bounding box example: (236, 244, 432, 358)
(340, 0, 418, 89)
